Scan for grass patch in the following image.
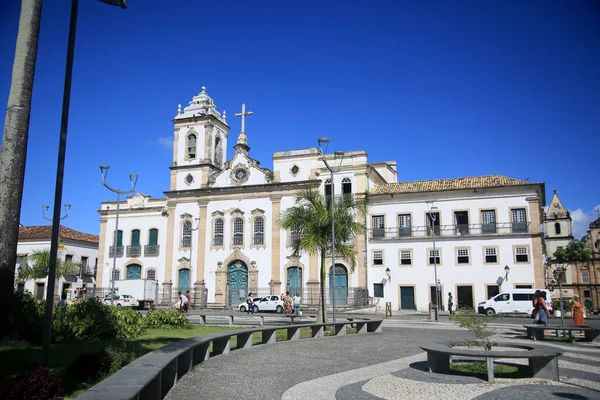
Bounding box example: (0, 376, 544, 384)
(0, 326, 245, 397)
(450, 361, 530, 379)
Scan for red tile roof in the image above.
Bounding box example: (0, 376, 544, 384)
(371, 175, 538, 195)
(18, 225, 99, 244)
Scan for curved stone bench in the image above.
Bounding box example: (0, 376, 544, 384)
(420, 341, 563, 383)
(523, 324, 600, 342)
(76, 318, 383, 400)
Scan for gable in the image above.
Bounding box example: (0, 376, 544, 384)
(208, 152, 273, 188)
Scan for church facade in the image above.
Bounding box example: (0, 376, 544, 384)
(96, 87, 547, 311)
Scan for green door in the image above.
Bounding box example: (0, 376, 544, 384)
(227, 261, 248, 306)
(178, 268, 190, 292)
(400, 286, 415, 310)
(287, 267, 302, 296)
(126, 264, 142, 280)
(329, 264, 348, 305)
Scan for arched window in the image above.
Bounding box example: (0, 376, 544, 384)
(342, 177, 352, 196)
(554, 222, 561, 235)
(253, 217, 264, 245)
(214, 219, 224, 246)
(112, 269, 120, 281)
(187, 134, 197, 159)
(182, 221, 192, 247)
(214, 136, 223, 167)
(324, 179, 332, 196)
(233, 217, 244, 246)
(146, 269, 156, 281)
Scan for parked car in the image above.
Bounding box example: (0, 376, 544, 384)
(238, 295, 284, 313)
(477, 289, 552, 316)
(103, 293, 139, 308)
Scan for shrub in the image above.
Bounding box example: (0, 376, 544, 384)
(52, 298, 117, 341)
(13, 290, 45, 344)
(144, 310, 191, 329)
(62, 350, 111, 392)
(450, 307, 498, 350)
(106, 346, 135, 375)
(6, 365, 62, 400)
(109, 306, 146, 339)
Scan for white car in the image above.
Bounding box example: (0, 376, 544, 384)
(238, 295, 284, 313)
(103, 293, 139, 308)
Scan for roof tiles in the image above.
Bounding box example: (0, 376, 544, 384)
(18, 225, 99, 244)
(371, 175, 536, 195)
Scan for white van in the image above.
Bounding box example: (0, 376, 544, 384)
(477, 289, 552, 316)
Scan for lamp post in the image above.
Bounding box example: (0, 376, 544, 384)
(548, 265, 567, 329)
(41, 0, 127, 368)
(427, 203, 439, 321)
(100, 165, 138, 305)
(385, 267, 391, 282)
(317, 138, 344, 324)
(504, 265, 510, 282)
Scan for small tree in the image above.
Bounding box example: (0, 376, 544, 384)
(450, 307, 498, 350)
(18, 249, 78, 281)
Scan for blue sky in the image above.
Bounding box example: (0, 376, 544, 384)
(1, 0, 599, 239)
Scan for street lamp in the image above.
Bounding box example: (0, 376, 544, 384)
(100, 165, 138, 305)
(385, 267, 391, 282)
(504, 265, 510, 281)
(41, 0, 127, 367)
(548, 264, 568, 329)
(317, 137, 344, 324)
(427, 202, 440, 321)
(42, 204, 71, 221)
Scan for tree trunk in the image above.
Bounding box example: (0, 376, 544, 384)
(0, 0, 43, 339)
(317, 252, 326, 323)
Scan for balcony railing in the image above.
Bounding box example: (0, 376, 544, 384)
(126, 245, 142, 257)
(144, 244, 160, 257)
(109, 246, 124, 258)
(369, 222, 531, 239)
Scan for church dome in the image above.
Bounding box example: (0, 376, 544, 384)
(175, 86, 225, 123)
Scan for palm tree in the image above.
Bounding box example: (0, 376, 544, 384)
(18, 249, 78, 282)
(0, 0, 43, 339)
(280, 189, 366, 323)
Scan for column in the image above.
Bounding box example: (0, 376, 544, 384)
(527, 197, 544, 288)
(270, 196, 282, 292)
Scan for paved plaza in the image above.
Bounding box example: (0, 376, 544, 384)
(165, 316, 600, 400)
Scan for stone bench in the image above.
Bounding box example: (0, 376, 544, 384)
(420, 341, 563, 383)
(188, 314, 265, 327)
(523, 324, 600, 342)
(77, 318, 383, 400)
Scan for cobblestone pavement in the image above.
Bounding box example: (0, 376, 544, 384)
(165, 319, 600, 400)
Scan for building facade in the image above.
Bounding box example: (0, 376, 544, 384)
(96, 87, 547, 311)
(15, 225, 99, 301)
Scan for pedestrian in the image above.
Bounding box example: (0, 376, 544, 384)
(292, 292, 301, 317)
(447, 292, 453, 315)
(572, 294, 585, 326)
(185, 290, 192, 313)
(535, 291, 550, 326)
(247, 292, 254, 315)
(58, 293, 68, 307)
(531, 290, 541, 323)
(283, 291, 293, 316)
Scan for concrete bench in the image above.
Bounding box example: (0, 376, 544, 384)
(523, 324, 600, 343)
(420, 341, 563, 383)
(188, 314, 265, 326)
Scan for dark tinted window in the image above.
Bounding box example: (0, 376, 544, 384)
(513, 293, 533, 301)
(373, 283, 384, 298)
(495, 293, 510, 302)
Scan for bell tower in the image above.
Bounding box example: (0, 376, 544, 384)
(170, 87, 230, 191)
(543, 189, 573, 257)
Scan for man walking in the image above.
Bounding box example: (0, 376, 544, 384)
(447, 292, 454, 315)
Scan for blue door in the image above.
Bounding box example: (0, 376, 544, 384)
(178, 268, 190, 292)
(329, 264, 348, 304)
(126, 264, 142, 280)
(227, 261, 248, 306)
(287, 267, 302, 296)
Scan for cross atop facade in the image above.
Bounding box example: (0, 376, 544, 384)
(234, 103, 253, 133)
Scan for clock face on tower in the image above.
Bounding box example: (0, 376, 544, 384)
(232, 167, 249, 184)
